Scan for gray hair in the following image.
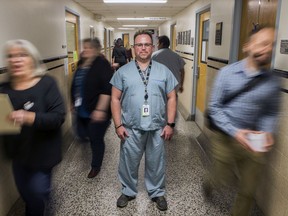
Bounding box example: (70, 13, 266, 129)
(4, 39, 46, 78)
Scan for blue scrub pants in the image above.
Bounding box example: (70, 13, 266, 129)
(12, 162, 52, 216)
(118, 128, 166, 198)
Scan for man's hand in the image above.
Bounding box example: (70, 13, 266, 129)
(161, 126, 174, 141)
(115, 125, 129, 141)
(235, 129, 274, 152)
(234, 129, 257, 151)
(264, 132, 274, 151)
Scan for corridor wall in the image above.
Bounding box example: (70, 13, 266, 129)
(0, 0, 113, 215)
(159, 0, 288, 215)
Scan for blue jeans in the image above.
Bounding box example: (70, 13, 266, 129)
(88, 120, 110, 169)
(12, 162, 52, 216)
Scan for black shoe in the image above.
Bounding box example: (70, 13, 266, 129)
(152, 196, 168, 211)
(202, 182, 213, 201)
(117, 194, 135, 208)
(87, 168, 100, 178)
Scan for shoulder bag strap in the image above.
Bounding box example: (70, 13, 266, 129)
(222, 74, 267, 105)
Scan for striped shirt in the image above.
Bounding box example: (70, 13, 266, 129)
(209, 59, 281, 136)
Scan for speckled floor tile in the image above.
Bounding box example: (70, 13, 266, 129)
(8, 113, 264, 216)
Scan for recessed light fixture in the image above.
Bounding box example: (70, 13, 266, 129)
(123, 25, 148, 27)
(118, 27, 136, 30)
(104, 0, 167, 3)
(117, 17, 169, 21)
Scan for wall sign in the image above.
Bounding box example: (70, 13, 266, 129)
(215, 22, 223, 45)
(177, 30, 193, 46)
(280, 40, 288, 54)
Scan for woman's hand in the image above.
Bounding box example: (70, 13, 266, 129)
(8, 109, 35, 126)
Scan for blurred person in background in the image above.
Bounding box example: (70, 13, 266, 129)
(81, 38, 114, 178)
(152, 35, 185, 93)
(203, 26, 281, 216)
(112, 38, 128, 70)
(125, 42, 133, 62)
(0, 39, 66, 216)
(71, 40, 93, 142)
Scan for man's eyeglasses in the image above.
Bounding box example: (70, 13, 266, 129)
(134, 43, 153, 48)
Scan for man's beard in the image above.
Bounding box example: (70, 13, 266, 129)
(253, 54, 272, 67)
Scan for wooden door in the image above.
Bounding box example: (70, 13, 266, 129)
(238, 0, 278, 60)
(196, 11, 210, 114)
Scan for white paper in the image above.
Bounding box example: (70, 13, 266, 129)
(247, 133, 266, 152)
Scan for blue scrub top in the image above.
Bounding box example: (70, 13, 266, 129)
(110, 60, 178, 131)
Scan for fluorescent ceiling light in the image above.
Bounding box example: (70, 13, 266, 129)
(123, 25, 148, 27)
(104, 0, 167, 3)
(118, 27, 135, 30)
(117, 17, 169, 21)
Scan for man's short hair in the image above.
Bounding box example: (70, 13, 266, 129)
(134, 30, 153, 43)
(158, 35, 170, 48)
(249, 24, 274, 37)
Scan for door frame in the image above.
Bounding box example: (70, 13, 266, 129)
(104, 28, 107, 57)
(191, 5, 210, 120)
(170, 23, 177, 51)
(122, 33, 129, 47)
(65, 8, 80, 59)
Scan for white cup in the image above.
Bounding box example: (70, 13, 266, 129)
(247, 133, 267, 152)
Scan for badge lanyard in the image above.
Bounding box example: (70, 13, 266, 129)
(135, 60, 152, 103)
(135, 60, 152, 116)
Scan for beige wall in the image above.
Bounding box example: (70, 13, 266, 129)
(1, 0, 288, 215)
(158, 0, 235, 120)
(177, 53, 194, 120)
(255, 0, 288, 215)
(159, 0, 211, 119)
(159, 0, 288, 215)
(0, 0, 113, 215)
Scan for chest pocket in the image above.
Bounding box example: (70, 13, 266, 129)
(149, 79, 166, 118)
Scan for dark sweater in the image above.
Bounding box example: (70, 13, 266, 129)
(0, 75, 66, 169)
(82, 55, 114, 116)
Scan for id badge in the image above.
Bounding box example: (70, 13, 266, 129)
(74, 97, 82, 107)
(142, 104, 150, 117)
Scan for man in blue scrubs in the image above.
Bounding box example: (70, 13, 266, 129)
(110, 30, 178, 211)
